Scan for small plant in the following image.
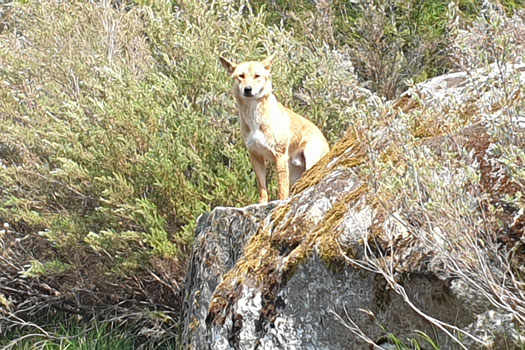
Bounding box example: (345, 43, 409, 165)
(331, 0, 462, 98)
(0, 315, 178, 350)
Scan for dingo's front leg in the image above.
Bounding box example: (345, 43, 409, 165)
(249, 153, 269, 204)
(275, 154, 290, 200)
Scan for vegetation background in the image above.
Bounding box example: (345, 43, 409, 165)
(0, 0, 523, 348)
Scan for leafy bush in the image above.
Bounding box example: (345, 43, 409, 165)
(251, 0, 487, 99)
(0, 0, 357, 343)
(331, 0, 459, 98)
(450, 0, 525, 70)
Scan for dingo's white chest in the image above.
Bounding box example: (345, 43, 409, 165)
(245, 127, 275, 160)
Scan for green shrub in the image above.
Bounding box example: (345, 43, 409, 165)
(332, 0, 459, 98)
(0, 0, 357, 340)
(249, 0, 490, 99)
(500, 0, 525, 15)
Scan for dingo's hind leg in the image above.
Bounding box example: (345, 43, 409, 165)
(289, 152, 305, 185)
(303, 138, 328, 170)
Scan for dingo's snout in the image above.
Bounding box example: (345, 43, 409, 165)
(237, 73, 266, 99)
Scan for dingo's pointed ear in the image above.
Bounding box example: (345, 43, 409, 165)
(219, 56, 236, 75)
(262, 53, 275, 70)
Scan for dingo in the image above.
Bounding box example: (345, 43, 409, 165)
(220, 54, 329, 203)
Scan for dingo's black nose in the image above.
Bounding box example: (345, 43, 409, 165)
(244, 87, 252, 95)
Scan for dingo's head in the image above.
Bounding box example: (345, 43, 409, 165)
(219, 55, 274, 100)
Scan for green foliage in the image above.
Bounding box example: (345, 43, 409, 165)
(22, 259, 72, 278)
(0, 0, 356, 320)
(249, 0, 326, 45)
(0, 317, 176, 350)
(331, 0, 458, 98)
(250, 0, 491, 98)
(384, 329, 440, 349)
(500, 0, 525, 15)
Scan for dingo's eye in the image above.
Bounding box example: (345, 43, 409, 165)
(238, 74, 245, 79)
(254, 74, 260, 79)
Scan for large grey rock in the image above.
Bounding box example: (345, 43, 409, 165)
(181, 63, 524, 350)
(182, 198, 522, 348)
(181, 164, 520, 349)
(181, 199, 516, 349)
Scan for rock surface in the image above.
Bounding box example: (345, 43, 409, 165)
(182, 203, 277, 348)
(181, 204, 514, 349)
